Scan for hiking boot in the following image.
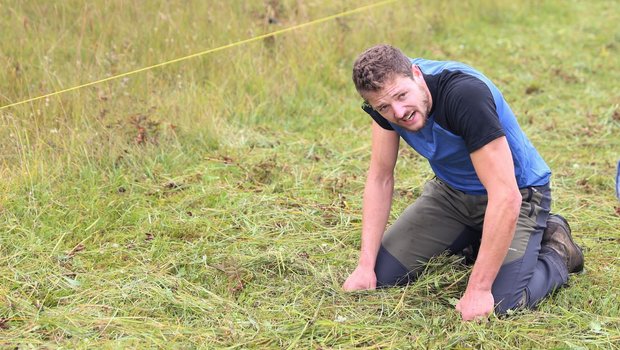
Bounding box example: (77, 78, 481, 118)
(542, 214, 584, 274)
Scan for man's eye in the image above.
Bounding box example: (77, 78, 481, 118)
(398, 92, 407, 100)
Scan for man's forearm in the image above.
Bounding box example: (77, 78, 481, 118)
(357, 175, 394, 269)
(467, 191, 521, 291)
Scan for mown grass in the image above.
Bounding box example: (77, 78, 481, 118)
(1, 0, 619, 348)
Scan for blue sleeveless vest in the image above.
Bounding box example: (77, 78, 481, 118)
(388, 58, 551, 194)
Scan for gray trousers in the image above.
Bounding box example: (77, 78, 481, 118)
(375, 178, 568, 314)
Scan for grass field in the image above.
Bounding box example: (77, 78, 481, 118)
(1, 0, 619, 348)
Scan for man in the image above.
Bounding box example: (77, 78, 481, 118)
(342, 44, 584, 321)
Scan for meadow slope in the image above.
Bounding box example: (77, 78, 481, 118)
(1, 0, 619, 348)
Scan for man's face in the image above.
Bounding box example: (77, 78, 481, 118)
(363, 67, 432, 132)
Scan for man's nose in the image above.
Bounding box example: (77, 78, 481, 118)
(392, 103, 406, 120)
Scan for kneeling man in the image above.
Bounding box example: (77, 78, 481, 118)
(343, 44, 584, 321)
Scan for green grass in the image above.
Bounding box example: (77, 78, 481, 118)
(1, 0, 619, 348)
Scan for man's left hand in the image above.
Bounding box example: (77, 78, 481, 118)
(455, 289, 494, 321)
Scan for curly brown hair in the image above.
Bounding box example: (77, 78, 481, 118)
(352, 44, 413, 96)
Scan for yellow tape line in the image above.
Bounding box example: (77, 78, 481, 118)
(0, 0, 398, 111)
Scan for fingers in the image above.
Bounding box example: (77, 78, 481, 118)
(458, 308, 493, 322)
(343, 266, 377, 291)
(342, 278, 366, 291)
(468, 314, 491, 323)
(342, 279, 356, 291)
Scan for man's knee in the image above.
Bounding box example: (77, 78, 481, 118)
(374, 246, 416, 287)
(494, 289, 529, 315)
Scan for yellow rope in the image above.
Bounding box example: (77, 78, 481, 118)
(0, 0, 398, 111)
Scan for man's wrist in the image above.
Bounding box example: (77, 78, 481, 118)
(357, 255, 376, 270)
(465, 278, 493, 293)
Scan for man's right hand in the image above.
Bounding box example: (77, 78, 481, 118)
(342, 265, 377, 291)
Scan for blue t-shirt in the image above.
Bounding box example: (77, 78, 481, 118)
(363, 58, 551, 194)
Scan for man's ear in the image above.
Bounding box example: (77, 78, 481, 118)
(411, 65, 422, 77)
